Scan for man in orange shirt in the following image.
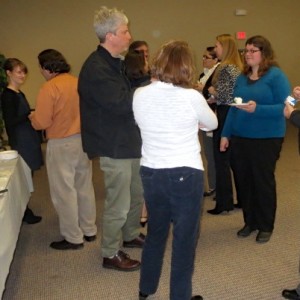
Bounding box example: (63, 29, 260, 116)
(30, 49, 97, 250)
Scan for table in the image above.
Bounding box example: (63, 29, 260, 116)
(0, 156, 33, 298)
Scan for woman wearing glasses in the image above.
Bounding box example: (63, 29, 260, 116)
(220, 35, 290, 243)
(196, 47, 219, 197)
(207, 34, 243, 215)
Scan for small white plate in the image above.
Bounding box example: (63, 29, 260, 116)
(0, 150, 18, 160)
(229, 103, 249, 106)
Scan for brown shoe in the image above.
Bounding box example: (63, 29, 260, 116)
(123, 233, 145, 248)
(103, 250, 140, 272)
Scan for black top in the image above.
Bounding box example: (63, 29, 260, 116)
(129, 75, 151, 89)
(290, 110, 300, 154)
(199, 67, 219, 111)
(1, 88, 43, 170)
(78, 45, 141, 159)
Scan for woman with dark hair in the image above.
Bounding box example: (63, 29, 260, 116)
(196, 46, 220, 197)
(1, 58, 43, 224)
(124, 50, 150, 227)
(124, 51, 150, 88)
(220, 35, 291, 243)
(129, 40, 149, 60)
(30, 49, 97, 250)
(129, 40, 150, 73)
(133, 40, 218, 300)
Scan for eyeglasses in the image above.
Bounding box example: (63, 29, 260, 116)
(203, 55, 213, 60)
(243, 49, 261, 54)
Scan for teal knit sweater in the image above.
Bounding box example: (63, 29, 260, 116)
(222, 66, 291, 139)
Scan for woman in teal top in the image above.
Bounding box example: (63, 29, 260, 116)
(221, 35, 290, 243)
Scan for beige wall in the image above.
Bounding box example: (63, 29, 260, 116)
(1, 0, 300, 106)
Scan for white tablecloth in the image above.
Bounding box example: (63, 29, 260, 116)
(0, 156, 33, 298)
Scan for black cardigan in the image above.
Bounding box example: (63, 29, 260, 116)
(1, 88, 43, 170)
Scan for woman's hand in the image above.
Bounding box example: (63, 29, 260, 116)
(207, 97, 217, 104)
(194, 81, 204, 92)
(293, 86, 300, 100)
(208, 86, 216, 96)
(220, 137, 229, 152)
(236, 100, 256, 113)
(284, 101, 295, 119)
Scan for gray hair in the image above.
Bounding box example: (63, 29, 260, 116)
(94, 6, 128, 43)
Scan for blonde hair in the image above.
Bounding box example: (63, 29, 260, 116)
(211, 34, 243, 86)
(151, 40, 195, 88)
(216, 34, 243, 69)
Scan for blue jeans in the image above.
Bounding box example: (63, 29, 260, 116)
(139, 166, 203, 300)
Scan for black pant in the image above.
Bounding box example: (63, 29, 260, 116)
(213, 105, 234, 210)
(231, 137, 283, 231)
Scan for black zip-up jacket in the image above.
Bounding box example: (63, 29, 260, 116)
(78, 45, 141, 159)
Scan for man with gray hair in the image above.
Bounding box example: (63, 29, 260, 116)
(78, 6, 144, 271)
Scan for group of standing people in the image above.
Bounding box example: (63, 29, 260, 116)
(196, 30, 300, 300)
(196, 31, 298, 300)
(197, 34, 290, 246)
(1, 4, 299, 300)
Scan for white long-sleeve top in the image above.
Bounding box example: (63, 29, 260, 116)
(133, 81, 218, 170)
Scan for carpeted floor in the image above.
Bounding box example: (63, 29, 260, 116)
(2, 123, 300, 300)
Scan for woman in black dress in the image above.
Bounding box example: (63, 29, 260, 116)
(124, 50, 150, 227)
(1, 58, 43, 224)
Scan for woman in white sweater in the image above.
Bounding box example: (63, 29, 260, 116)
(133, 40, 218, 300)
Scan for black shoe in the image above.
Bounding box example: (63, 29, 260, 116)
(139, 291, 149, 300)
(191, 295, 203, 300)
(234, 203, 242, 209)
(139, 292, 202, 300)
(203, 189, 215, 197)
(84, 235, 96, 242)
(282, 289, 300, 300)
(123, 233, 145, 248)
(23, 207, 42, 224)
(256, 231, 272, 243)
(237, 225, 256, 238)
(207, 208, 232, 215)
(50, 239, 84, 250)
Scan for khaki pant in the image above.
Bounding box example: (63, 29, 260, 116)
(100, 157, 143, 257)
(46, 134, 97, 244)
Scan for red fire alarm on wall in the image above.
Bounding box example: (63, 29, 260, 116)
(236, 32, 246, 40)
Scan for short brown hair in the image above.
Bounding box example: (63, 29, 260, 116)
(3, 58, 28, 74)
(151, 40, 195, 88)
(38, 49, 70, 74)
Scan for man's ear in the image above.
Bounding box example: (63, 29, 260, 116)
(105, 32, 114, 41)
